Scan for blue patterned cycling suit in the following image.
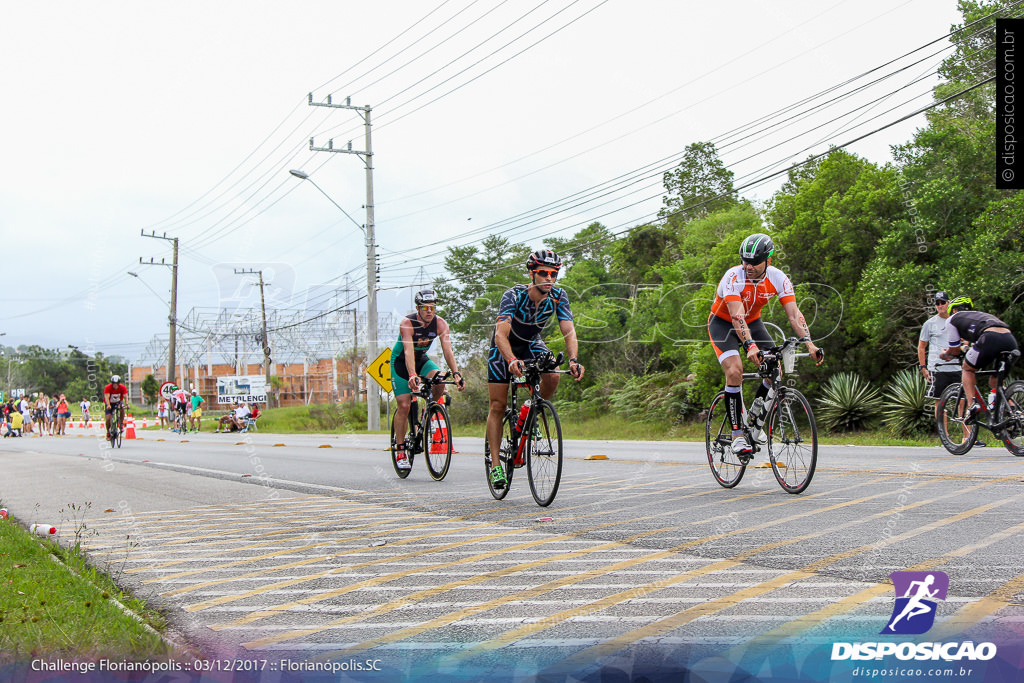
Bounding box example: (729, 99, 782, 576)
(487, 284, 573, 383)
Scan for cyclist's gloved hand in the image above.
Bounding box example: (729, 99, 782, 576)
(569, 358, 584, 381)
(808, 343, 824, 365)
(454, 371, 466, 390)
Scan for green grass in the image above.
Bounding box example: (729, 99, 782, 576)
(0, 512, 176, 663)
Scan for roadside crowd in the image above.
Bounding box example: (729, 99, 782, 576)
(2, 394, 77, 437)
(0, 392, 261, 438)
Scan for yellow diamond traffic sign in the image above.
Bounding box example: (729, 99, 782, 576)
(366, 348, 393, 393)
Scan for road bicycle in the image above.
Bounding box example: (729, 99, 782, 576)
(107, 403, 125, 448)
(936, 349, 1023, 456)
(389, 370, 457, 480)
(486, 352, 567, 507)
(706, 336, 819, 494)
(171, 407, 189, 434)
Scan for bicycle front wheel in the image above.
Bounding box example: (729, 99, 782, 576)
(766, 389, 817, 494)
(706, 391, 746, 488)
(526, 400, 563, 507)
(116, 410, 124, 449)
(389, 410, 412, 479)
(937, 383, 977, 455)
(424, 403, 452, 480)
(485, 411, 516, 500)
(999, 381, 1024, 457)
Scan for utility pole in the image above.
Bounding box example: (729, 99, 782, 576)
(140, 231, 179, 384)
(234, 268, 272, 405)
(308, 93, 380, 430)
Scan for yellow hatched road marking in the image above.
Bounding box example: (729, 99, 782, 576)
(125, 507, 388, 569)
(555, 491, 1024, 670)
(249, 474, 919, 650)
(208, 472, 898, 622)
(449, 475, 1015, 662)
(243, 528, 678, 649)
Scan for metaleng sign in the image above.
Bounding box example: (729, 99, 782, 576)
(217, 375, 267, 405)
(831, 571, 997, 665)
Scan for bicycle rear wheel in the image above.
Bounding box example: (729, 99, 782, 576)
(937, 383, 977, 455)
(706, 391, 746, 488)
(999, 381, 1024, 456)
(485, 411, 516, 500)
(424, 403, 452, 480)
(527, 400, 563, 507)
(766, 389, 816, 494)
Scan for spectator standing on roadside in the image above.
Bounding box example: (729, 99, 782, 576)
(80, 397, 91, 425)
(157, 399, 168, 428)
(188, 390, 205, 432)
(20, 397, 32, 435)
(47, 395, 58, 435)
(919, 291, 965, 421)
(34, 395, 47, 437)
(56, 394, 70, 436)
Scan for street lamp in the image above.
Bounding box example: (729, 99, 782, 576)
(290, 169, 380, 431)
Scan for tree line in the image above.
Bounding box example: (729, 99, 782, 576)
(436, 1, 1022, 430)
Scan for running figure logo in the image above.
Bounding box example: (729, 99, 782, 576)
(880, 571, 949, 635)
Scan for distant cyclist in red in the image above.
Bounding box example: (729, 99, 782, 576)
(104, 375, 129, 435)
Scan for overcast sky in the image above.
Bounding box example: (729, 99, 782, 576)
(1, 0, 968, 363)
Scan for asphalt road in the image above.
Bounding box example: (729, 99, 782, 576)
(2, 426, 1023, 681)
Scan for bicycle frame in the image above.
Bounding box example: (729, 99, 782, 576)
(399, 371, 456, 453)
(508, 358, 569, 462)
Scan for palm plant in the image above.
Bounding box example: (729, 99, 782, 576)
(818, 372, 883, 432)
(881, 369, 933, 437)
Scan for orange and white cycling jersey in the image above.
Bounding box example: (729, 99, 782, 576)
(710, 265, 796, 323)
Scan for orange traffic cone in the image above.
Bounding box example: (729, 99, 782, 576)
(429, 413, 450, 454)
(124, 415, 137, 440)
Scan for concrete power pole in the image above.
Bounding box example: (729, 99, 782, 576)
(140, 231, 179, 384)
(234, 268, 272, 405)
(308, 93, 380, 430)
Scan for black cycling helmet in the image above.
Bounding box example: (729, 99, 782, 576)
(947, 295, 973, 313)
(739, 233, 775, 265)
(414, 288, 437, 306)
(526, 249, 562, 271)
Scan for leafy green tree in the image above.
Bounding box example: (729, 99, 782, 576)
(141, 374, 160, 404)
(660, 141, 737, 223)
(437, 235, 532, 353)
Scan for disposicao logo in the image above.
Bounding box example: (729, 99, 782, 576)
(831, 570, 997, 663)
(880, 570, 948, 635)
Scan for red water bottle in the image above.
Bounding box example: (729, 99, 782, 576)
(515, 400, 531, 433)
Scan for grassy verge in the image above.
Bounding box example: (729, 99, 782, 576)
(0, 511, 177, 663)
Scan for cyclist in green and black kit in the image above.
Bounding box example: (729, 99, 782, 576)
(390, 288, 466, 470)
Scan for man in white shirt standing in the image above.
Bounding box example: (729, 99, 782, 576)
(919, 290, 983, 446)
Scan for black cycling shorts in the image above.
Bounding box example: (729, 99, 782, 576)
(707, 315, 773, 363)
(926, 371, 960, 400)
(964, 330, 1018, 370)
(487, 338, 552, 384)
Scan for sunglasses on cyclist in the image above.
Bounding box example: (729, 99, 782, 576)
(418, 304, 436, 312)
(741, 258, 767, 267)
(533, 268, 559, 279)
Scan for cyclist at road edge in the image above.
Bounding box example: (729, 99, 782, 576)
(103, 375, 129, 436)
(708, 233, 823, 457)
(391, 288, 466, 470)
(938, 296, 1019, 423)
(486, 249, 584, 489)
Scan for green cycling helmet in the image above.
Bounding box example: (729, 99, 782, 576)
(947, 295, 973, 312)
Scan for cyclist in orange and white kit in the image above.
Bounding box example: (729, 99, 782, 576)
(708, 233, 824, 456)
